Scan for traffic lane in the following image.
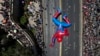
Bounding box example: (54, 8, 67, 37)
(44, 0, 59, 56)
(62, 0, 75, 56)
(67, 1, 80, 56)
(72, 2, 80, 55)
(49, 0, 59, 55)
(44, 0, 52, 55)
(42, 0, 50, 55)
(68, 1, 80, 56)
(72, 1, 80, 56)
(62, 0, 80, 56)
(61, 0, 74, 56)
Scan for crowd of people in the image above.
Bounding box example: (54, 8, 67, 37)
(0, 0, 35, 48)
(27, 0, 44, 50)
(83, 0, 100, 56)
(0, 0, 11, 29)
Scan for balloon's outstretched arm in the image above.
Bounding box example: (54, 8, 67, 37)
(53, 9, 61, 18)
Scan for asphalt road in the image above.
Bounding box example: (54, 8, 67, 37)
(42, 0, 60, 56)
(61, 0, 80, 56)
(42, 0, 80, 56)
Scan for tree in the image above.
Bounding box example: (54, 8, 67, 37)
(0, 40, 35, 56)
(20, 16, 28, 25)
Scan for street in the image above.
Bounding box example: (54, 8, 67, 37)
(62, 0, 80, 56)
(42, 0, 59, 56)
(42, 0, 81, 56)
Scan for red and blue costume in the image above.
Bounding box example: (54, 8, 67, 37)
(49, 9, 71, 47)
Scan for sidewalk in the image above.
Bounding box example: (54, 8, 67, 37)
(79, 0, 83, 56)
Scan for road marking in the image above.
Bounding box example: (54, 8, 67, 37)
(68, 5, 71, 8)
(73, 42, 76, 50)
(74, 23, 76, 31)
(59, 0, 62, 56)
(59, 42, 62, 56)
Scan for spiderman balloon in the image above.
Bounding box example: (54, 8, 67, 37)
(49, 9, 72, 47)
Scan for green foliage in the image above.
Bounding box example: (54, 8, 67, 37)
(0, 41, 34, 56)
(20, 16, 27, 25)
(31, 28, 35, 34)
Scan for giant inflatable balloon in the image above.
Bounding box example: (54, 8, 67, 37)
(49, 8, 72, 47)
